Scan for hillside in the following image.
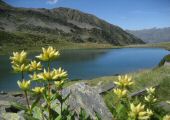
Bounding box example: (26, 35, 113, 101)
(0, 0, 143, 48)
(127, 27, 170, 43)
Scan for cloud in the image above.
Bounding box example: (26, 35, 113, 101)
(47, 0, 59, 4)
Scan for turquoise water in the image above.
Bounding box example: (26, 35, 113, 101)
(0, 48, 169, 91)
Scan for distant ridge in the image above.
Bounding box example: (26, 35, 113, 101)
(127, 27, 170, 43)
(0, 0, 144, 46)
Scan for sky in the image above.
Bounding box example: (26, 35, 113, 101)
(4, 0, 170, 30)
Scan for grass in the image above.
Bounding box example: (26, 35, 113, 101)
(0, 42, 117, 55)
(103, 66, 170, 112)
(126, 42, 170, 50)
(66, 66, 170, 112)
(1, 40, 170, 55)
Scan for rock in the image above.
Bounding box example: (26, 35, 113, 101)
(62, 82, 113, 120)
(0, 82, 114, 120)
(94, 82, 116, 94)
(0, 91, 7, 95)
(0, 113, 25, 120)
(130, 85, 159, 98)
(158, 54, 170, 67)
(11, 93, 24, 97)
(0, 100, 10, 106)
(0, 93, 25, 120)
(158, 101, 170, 112)
(0, 100, 11, 113)
(0, 92, 26, 114)
(164, 62, 170, 66)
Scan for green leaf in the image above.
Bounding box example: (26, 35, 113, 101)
(32, 107, 42, 120)
(31, 96, 41, 110)
(94, 111, 102, 120)
(51, 108, 59, 119)
(55, 92, 62, 102)
(24, 114, 39, 120)
(55, 115, 62, 120)
(115, 103, 128, 120)
(10, 101, 27, 111)
(62, 93, 70, 103)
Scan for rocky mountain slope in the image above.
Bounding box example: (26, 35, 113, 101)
(0, 0, 144, 46)
(127, 27, 170, 43)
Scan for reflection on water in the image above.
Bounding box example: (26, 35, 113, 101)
(59, 49, 111, 62)
(0, 48, 169, 91)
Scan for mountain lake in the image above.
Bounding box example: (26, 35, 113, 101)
(0, 48, 169, 91)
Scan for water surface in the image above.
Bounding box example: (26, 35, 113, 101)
(0, 48, 169, 91)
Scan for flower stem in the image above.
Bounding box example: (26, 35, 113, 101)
(47, 60, 52, 120)
(47, 82, 52, 120)
(60, 90, 63, 116)
(24, 91, 31, 114)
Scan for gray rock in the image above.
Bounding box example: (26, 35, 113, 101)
(0, 113, 25, 120)
(62, 82, 113, 120)
(0, 82, 114, 120)
(0, 100, 11, 113)
(0, 92, 26, 114)
(164, 62, 170, 66)
(94, 82, 116, 94)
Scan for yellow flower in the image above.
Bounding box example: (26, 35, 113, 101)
(37, 68, 67, 81)
(114, 75, 134, 88)
(12, 64, 30, 72)
(166, 101, 170, 104)
(29, 72, 39, 80)
(29, 61, 42, 71)
(32, 87, 45, 94)
(37, 69, 56, 81)
(146, 87, 155, 94)
(144, 95, 157, 103)
(163, 115, 170, 120)
(129, 103, 152, 120)
(10, 50, 27, 64)
(17, 80, 31, 91)
(113, 88, 127, 98)
(146, 109, 153, 116)
(36, 46, 60, 61)
(54, 67, 68, 79)
(55, 80, 64, 89)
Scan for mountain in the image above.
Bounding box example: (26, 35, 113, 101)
(0, 0, 144, 47)
(127, 27, 170, 43)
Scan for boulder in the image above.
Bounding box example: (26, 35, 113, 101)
(0, 113, 25, 120)
(164, 62, 170, 66)
(94, 82, 116, 94)
(0, 82, 114, 120)
(62, 82, 113, 120)
(0, 92, 26, 120)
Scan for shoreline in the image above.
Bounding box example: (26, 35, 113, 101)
(0, 42, 170, 55)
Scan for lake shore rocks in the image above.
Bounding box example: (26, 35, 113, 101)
(159, 54, 170, 67)
(0, 82, 114, 120)
(0, 92, 26, 120)
(164, 61, 170, 66)
(62, 82, 113, 120)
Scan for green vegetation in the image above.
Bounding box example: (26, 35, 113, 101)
(159, 54, 170, 66)
(0, 42, 115, 55)
(10, 46, 100, 120)
(82, 66, 170, 113)
(0, 0, 144, 51)
(126, 42, 170, 50)
(66, 65, 170, 114)
(6, 46, 170, 120)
